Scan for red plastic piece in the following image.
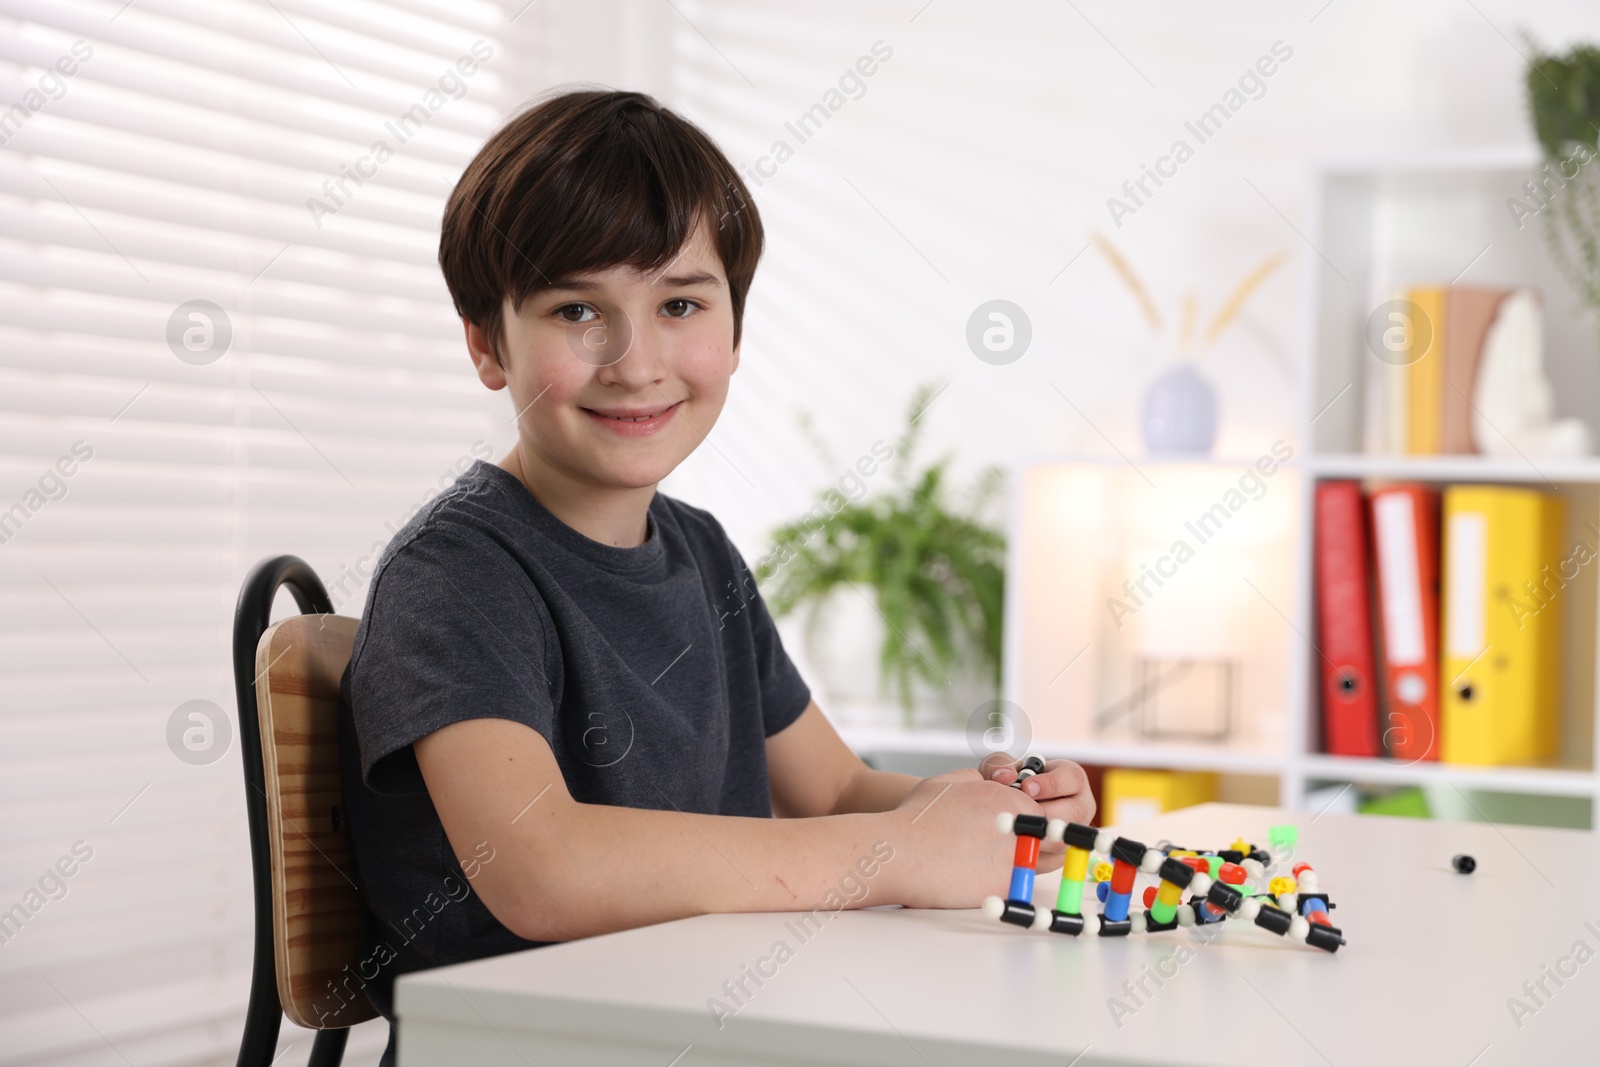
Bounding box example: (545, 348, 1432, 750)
(1013, 835, 1040, 868)
(1110, 859, 1137, 894)
(1293, 863, 1314, 878)
(1218, 863, 1247, 885)
(1142, 886, 1158, 908)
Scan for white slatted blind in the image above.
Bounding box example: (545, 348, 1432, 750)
(0, 1, 539, 1063)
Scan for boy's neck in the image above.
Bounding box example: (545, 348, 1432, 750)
(496, 444, 656, 549)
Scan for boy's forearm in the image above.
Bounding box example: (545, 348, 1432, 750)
(507, 801, 901, 942)
(830, 766, 921, 815)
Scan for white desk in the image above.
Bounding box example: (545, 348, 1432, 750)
(395, 803, 1598, 1066)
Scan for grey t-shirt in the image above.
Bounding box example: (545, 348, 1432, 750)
(335, 460, 810, 1061)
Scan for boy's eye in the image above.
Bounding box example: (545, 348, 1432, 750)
(663, 298, 697, 318)
(556, 304, 597, 323)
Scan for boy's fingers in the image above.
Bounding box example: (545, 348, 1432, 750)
(978, 752, 1016, 782)
(1019, 759, 1088, 799)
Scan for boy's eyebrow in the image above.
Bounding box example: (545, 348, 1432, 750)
(542, 270, 724, 293)
(654, 270, 723, 289)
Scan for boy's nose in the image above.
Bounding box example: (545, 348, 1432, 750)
(594, 314, 666, 388)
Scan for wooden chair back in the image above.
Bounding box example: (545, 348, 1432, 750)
(254, 612, 377, 1029)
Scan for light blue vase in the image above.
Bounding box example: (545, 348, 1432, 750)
(1141, 363, 1217, 454)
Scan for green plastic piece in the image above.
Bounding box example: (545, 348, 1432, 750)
(1268, 824, 1298, 851)
(1055, 878, 1085, 915)
(1150, 897, 1177, 924)
(1206, 855, 1223, 878)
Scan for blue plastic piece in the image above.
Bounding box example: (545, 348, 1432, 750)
(1104, 889, 1132, 923)
(1008, 866, 1035, 903)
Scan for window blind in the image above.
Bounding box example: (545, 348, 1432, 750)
(0, 1, 536, 1063)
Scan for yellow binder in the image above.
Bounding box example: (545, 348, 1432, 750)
(1102, 769, 1216, 825)
(1405, 286, 1447, 454)
(1439, 486, 1563, 764)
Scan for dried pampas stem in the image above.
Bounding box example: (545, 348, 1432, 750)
(1090, 231, 1164, 333)
(1178, 291, 1197, 353)
(1203, 250, 1288, 346)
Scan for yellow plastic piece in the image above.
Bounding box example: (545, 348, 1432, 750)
(1269, 876, 1297, 896)
(1063, 848, 1090, 882)
(1101, 768, 1218, 826)
(1230, 837, 1251, 855)
(1092, 862, 1114, 883)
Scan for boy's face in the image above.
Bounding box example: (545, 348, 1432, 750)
(467, 215, 739, 492)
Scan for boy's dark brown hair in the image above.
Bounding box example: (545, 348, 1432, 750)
(439, 87, 763, 365)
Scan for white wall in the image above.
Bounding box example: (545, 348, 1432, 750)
(523, 0, 1600, 720)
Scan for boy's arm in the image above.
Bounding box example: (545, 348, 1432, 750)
(416, 715, 905, 943)
(764, 699, 921, 817)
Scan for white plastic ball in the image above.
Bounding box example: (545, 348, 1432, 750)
(1130, 911, 1148, 934)
(982, 896, 1005, 921)
(1242, 858, 1266, 879)
(1032, 908, 1053, 931)
(1298, 872, 1320, 893)
(1140, 850, 1164, 873)
(1276, 893, 1297, 911)
(1176, 904, 1195, 927)
(1094, 831, 1113, 855)
(1290, 916, 1311, 941)
(1190, 873, 1212, 897)
(1045, 818, 1066, 844)
(1239, 897, 1262, 921)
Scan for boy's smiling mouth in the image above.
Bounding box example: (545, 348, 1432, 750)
(581, 400, 683, 435)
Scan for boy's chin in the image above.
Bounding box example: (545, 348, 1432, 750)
(591, 457, 677, 491)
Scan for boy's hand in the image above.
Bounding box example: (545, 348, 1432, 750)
(979, 752, 1096, 827)
(880, 768, 1062, 910)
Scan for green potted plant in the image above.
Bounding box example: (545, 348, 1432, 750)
(1524, 41, 1600, 315)
(756, 382, 1006, 727)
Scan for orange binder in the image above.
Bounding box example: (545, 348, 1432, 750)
(1369, 485, 1441, 761)
(1314, 481, 1380, 757)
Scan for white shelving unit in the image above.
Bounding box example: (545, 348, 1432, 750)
(1289, 147, 1600, 828)
(843, 149, 1600, 829)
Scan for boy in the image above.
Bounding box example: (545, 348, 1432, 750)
(338, 88, 1094, 1063)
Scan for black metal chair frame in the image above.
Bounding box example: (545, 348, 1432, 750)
(232, 554, 371, 1067)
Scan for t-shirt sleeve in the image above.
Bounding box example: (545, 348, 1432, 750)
(348, 527, 555, 796)
(726, 541, 812, 738)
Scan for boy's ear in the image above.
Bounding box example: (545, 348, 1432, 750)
(464, 318, 507, 390)
(731, 340, 741, 375)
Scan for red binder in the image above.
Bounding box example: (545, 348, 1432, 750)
(1314, 481, 1380, 756)
(1369, 485, 1441, 762)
